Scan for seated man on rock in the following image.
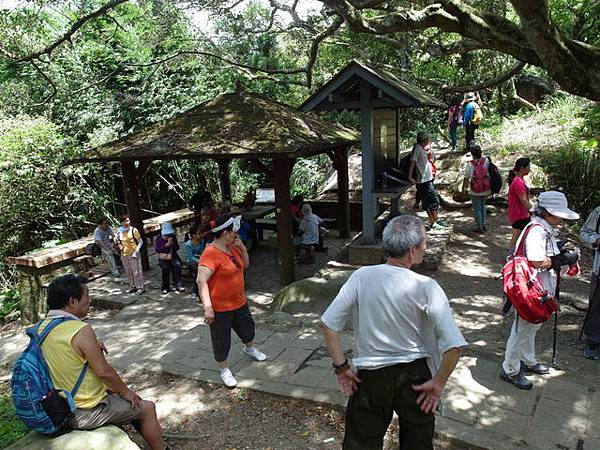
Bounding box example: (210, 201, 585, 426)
(40, 274, 168, 450)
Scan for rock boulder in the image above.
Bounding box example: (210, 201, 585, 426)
(270, 262, 356, 314)
(6, 425, 140, 450)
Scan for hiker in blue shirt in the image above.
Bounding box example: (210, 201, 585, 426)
(462, 92, 481, 146)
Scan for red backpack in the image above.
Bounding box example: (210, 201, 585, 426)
(501, 223, 559, 324)
(470, 158, 491, 193)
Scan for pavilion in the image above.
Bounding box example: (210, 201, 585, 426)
(71, 91, 359, 285)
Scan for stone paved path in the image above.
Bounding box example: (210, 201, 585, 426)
(71, 299, 600, 450)
(2, 217, 598, 450)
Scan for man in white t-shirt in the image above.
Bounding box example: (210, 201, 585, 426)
(501, 191, 579, 390)
(408, 132, 447, 230)
(320, 215, 467, 450)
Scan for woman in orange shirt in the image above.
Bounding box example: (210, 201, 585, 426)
(196, 215, 267, 388)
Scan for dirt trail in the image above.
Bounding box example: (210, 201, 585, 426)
(416, 202, 596, 388)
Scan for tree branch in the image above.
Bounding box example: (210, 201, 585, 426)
(320, 0, 600, 99)
(30, 60, 57, 106)
(128, 49, 306, 75)
(441, 60, 526, 92)
(306, 16, 344, 86)
(16, 0, 130, 62)
(509, 0, 600, 99)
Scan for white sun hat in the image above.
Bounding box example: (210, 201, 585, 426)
(533, 191, 579, 220)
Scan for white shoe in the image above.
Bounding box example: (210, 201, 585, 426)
(242, 346, 267, 361)
(220, 368, 237, 388)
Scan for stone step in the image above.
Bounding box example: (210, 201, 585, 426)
(347, 224, 454, 269)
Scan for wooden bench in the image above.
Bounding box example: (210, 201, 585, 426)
(7, 208, 196, 324)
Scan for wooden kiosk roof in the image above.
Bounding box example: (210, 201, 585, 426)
(301, 60, 445, 112)
(72, 91, 359, 163)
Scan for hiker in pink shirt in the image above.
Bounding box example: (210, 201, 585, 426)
(507, 158, 532, 251)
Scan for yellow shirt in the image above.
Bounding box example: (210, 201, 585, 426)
(119, 227, 141, 257)
(39, 319, 107, 409)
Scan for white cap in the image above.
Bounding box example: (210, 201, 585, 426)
(532, 191, 579, 220)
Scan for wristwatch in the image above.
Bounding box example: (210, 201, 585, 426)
(332, 358, 350, 375)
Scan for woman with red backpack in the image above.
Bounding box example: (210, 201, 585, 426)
(462, 144, 491, 233)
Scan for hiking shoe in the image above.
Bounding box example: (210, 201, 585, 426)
(176, 286, 186, 293)
(220, 368, 237, 388)
(127, 287, 137, 293)
(500, 369, 533, 390)
(482, 224, 489, 231)
(522, 362, 550, 375)
(431, 221, 447, 230)
(161, 289, 169, 294)
(242, 346, 267, 361)
(136, 289, 146, 295)
(584, 344, 600, 360)
(472, 226, 484, 234)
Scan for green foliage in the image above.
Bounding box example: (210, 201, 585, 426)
(538, 139, 599, 219)
(0, 114, 114, 287)
(535, 101, 600, 219)
(290, 155, 331, 198)
(0, 290, 20, 320)
(0, 394, 28, 448)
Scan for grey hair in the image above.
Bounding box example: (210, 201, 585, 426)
(532, 205, 549, 218)
(301, 203, 312, 215)
(382, 215, 426, 258)
(416, 131, 430, 144)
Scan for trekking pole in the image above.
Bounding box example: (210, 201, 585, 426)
(579, 267, 600, 341)
(552, 268, 561, 365)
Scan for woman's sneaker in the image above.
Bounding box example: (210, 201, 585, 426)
(584, 344, 600, 360)
(499, 368, 533, 390)
(242, 346, 267, 361)
(220, 368, 237, 388)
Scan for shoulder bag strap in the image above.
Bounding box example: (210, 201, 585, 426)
(514, 223, 542, 257)
(37, 317, 71, 344)
(131, 228, 139, 245)
(70, 362, 89, 397)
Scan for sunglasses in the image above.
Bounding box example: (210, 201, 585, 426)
(228, 254, 241, 269)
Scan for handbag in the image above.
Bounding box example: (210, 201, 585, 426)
(158, 252, 172, 261)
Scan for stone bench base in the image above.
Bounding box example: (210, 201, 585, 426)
(6, 425, 140, 450)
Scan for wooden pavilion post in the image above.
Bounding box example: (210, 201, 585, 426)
(332, 147, 351, 239)
(120, 161, 149, 270)
(360, 80, 376, 244)
(217, 159, 232, 204)
(272, 158, 295, 285)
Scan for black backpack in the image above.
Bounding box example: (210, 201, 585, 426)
(84, 243, 102, 257)
(488, 158, 502, 194)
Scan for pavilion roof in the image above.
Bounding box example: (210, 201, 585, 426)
(72, 92, 359, 163)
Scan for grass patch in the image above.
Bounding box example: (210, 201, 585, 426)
(0, 393, 28, 449)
